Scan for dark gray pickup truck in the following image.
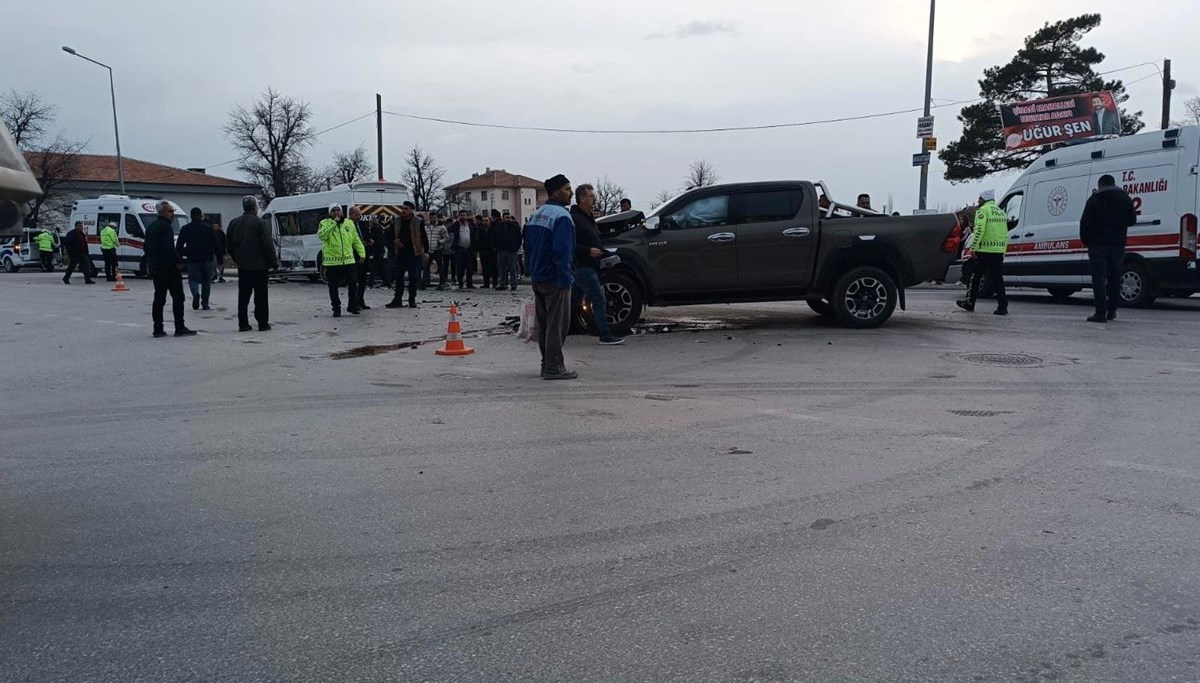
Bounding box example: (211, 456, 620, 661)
(587, 181, 962, 334)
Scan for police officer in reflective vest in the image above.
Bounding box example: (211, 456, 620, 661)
(35, 228, 58, 272)
(100, 223, 120, 281)
(957, 190, 1010, 316)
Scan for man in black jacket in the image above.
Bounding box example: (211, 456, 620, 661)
(227, 195, 278, 331)
(570, 184, 623, 345)
(61, 221, 95, 285)
(176, 207, 218, 310)
(385, 202, 429, 309)
(1079, 174, 1138, 323)
(494, 212, 522, 290)
(145, 202, 195, 338)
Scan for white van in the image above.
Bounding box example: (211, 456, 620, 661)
(69, 196, 186, 277)
(956, 126, 1199, 306)
(262, 181, 410, 280)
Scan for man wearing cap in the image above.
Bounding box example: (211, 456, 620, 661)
(524, 174, 578, 380)
(317, 204, 365, 317)
(385, 201, 429, 309)
(957, 190, 1009, 316)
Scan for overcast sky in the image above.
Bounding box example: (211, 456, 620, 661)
(8, 0, 1197, 212)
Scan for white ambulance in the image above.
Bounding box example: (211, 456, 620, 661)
(69, 196, 186, 277)
(956, 125, 1199, 306)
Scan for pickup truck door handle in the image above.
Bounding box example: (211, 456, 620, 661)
(1023, 232, 1035, 238)
(782, 227, 811, 237)
(707, 232, 735, 243)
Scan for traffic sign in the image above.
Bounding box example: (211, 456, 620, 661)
(917, 116, 935, 138)
(912, 152, 931, 167)
(923, 136, 938, 151)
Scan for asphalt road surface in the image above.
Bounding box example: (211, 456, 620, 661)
(3, 272, 1200, 682)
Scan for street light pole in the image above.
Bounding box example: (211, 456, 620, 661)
(62, 46, 125, 194)
(918, 0, 935, 212)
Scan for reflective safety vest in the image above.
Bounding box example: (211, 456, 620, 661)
(100, 225, 119, 250)
(317, 218, 366, 267)
(970, 201, 1009, 254)
(35, 231, 56, 252)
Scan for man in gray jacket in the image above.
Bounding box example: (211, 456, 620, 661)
(227, 195, 279, 332)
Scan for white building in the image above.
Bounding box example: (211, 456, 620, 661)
(23, 153, 259, 228)
(444, 168, 548, 223)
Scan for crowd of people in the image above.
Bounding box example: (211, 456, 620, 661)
(137, 176, 626, 381)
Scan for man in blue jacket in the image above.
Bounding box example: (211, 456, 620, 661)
(523, 174, 578, 380)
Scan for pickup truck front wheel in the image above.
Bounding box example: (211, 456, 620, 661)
(832, 266, 898, 329)
(599, 271, 644, 336)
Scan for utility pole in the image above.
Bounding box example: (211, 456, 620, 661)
(376, 94, 384, 180)
(63, 47, 125, 194)
(1161, 59, 1175, 129)
(918, 0, 935, 212)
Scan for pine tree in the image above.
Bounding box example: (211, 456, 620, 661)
(940, 14, 1143, 183)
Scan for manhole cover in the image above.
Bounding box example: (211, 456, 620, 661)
(957, 353, 1043, 367)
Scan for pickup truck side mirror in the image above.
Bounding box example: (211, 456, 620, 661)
(650, 216, 669, 232)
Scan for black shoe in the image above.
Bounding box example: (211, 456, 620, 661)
(333, 310, 342, 318)
(153, 329, 167, 338)
(192, 298, 200, 310)
(239, 325, 254, 332)
(1106, 311, 1117, 321)
(258, 324, 272, 332)
(599, 335, 626, 345)
(993, 308, 1008, 316)
(496, 285, 508, 291)
(466, 285, 476, 290)
(62, 277, 70, 284)
(174, 327, 197, 337)
(202, 304, 211, 311)
(1087, 314, 1108, 323)
(348, 308, 361, 315)
(218, 278, 226, 283)
(956, 300, 975, 312)
(543, 370, 579, 381)
(385, 300, 404, 309)
(85, 279, 95, 284)
(409, 301, 419, 309)
(359, 303, 372, 311)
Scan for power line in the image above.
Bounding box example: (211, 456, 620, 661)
(381, 99, 981, 135)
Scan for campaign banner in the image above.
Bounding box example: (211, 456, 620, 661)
(999, 91, 1119, 151)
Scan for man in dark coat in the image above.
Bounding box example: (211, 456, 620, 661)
(226, 195, 279, 332)
(145, 202, 195, 337)
(61, 220, 95, 285)
(384, 201, 429, 309)
(570, 184, 623, 345)
(493, 212, 522, 291)
(1079, 174, 1138, 323)
(176, 207, 218, 310)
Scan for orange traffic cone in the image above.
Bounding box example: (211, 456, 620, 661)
(435, 303, 475, 356)
(112, 271, 130, 292)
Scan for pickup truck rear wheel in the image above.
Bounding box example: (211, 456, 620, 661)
(3, 256, 16, 273)
(805, 297, 834, 318)
(599, 271, 643, 336)
(832, 266, 898, 329)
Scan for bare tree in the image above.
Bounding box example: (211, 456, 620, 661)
(683, 159, 718, 189)
(650, 188, 676, 210)
(0, 90, 56, 148)
(311, 146, 374, 190)
(222, 88, 316, 201)
(24, 136, 88, 227)
(1178, 97, 1200, 126)
(400, 145, 446, 212)
(593, 176, 626, 215)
